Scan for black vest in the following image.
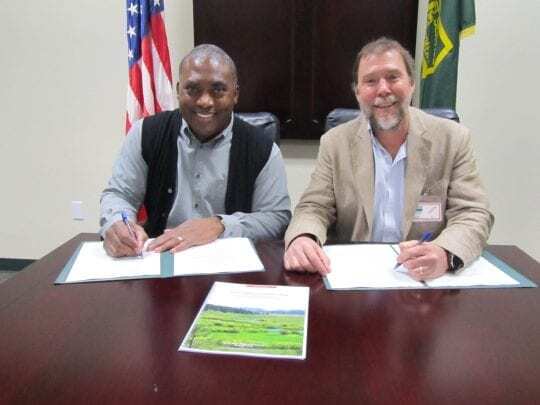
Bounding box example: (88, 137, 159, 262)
(141, 109, 273, 237)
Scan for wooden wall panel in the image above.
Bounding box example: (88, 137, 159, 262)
(194, 1, 419, 139)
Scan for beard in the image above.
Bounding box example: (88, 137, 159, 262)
(361, 94, 409, 132)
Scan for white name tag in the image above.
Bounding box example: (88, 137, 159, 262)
(413, 201, 442, 222)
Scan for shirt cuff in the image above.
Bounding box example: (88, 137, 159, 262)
(217, 214, 243, 238)
(99, 212, 132, 238)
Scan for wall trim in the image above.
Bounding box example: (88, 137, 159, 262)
(0, 258, 35, 271)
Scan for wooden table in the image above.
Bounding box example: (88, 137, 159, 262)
(1, 233, 540, 404)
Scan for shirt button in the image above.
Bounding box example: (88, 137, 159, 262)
(167, 188, 173, 194)
(195, 173, 200, 179)
(194, 203, 199, 209)
(161, 213, 166, 218)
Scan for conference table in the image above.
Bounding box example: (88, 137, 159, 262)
(1, 233, 540, 404)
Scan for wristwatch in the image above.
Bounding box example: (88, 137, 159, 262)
(215, 215, 226, 233)
(446, 250, 464, 272)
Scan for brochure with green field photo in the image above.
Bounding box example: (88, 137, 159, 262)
(179, 282, 309, 359)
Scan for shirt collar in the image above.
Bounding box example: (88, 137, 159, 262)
(368, 123, 408, 163)
(179, 114, 234, 146)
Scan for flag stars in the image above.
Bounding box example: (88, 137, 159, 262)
(127, 25, 136, 38)
(128, 49, 134, 60)
(127, 3, 139, 16)
(153, 0, 161, 6)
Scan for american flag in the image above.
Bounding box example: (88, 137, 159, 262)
(125, 0, 175, 132)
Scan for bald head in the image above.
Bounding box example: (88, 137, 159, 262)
(179, 44, 238, 86)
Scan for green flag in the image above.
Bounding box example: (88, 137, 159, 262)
(420, 0, 476, 109)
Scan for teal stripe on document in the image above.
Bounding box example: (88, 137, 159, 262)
(161, 252, 174, 278)
(482, 250, 537, 288)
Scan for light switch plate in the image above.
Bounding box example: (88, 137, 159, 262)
(71, 201, 85, 221)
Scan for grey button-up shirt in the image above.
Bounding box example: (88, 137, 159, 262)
(100, 116, 291, 241)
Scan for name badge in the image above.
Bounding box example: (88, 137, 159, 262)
(413, 201, 442, 222)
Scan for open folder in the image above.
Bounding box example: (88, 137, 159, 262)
(55, 237, 264, 284)
(323, 244, 536, 290)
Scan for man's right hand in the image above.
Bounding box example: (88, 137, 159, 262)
(103, 220, 148, 257)
(283, 235, 331, 275)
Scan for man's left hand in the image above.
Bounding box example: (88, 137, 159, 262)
(147, 217, 225, 253)
(397, 241, 449, 281)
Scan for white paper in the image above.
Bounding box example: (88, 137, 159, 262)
(323, 244, 424, 289)
(323, 244, 520, 290)
(179, 281, 309, 359)
(426, 256, 519, 287)
(173, 237, 264, 276)
(65, 241, 161, 283)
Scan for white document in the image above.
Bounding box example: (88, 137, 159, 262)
(323, 244, 520, 290)
(64, 241, 161, 283)
(179, 281, 309, 359)
(426, 256, 519, 287)
(173, 237, 264, 276)
(324, 244, 424, 289)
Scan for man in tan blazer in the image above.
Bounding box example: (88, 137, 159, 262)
(284, 37, 493, 281)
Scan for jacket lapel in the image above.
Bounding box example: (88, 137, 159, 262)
(349, 116, 375, 238)
(402, 109, 431, 238)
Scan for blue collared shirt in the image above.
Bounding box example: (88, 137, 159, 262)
(370, 130, 407, 243)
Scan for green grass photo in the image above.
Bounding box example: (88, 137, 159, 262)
(184, 305, 306, 356)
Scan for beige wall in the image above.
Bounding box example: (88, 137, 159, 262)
(456, 2, 540, 262)
(414, 0, 540, 260)
(1, 1, 538, 262)
(0, 1, 193, 259)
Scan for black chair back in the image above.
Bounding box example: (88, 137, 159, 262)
(236, 112, 281, 144)
(324, 107, 460, 131)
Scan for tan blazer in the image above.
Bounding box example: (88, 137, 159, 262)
(285, 107, 494, 266)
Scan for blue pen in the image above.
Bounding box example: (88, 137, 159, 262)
(394, 231, 433, 271)
(121, 211, 142, 257)
(419, 231, 433, 244)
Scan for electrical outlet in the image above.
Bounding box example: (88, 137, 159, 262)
(71, 201, 85, 221)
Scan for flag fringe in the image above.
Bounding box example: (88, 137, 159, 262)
(460, 25, 476, 39)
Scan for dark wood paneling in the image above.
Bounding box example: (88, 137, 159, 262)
(194, 1, 294, 116)
(194, 1, 419, 139)
(314, 0, 419, 122)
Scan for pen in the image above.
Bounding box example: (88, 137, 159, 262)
(394, 231, 433, 271)
(418, 231, 433, 244)
(121, 211, 142, 257)
(415, 232, 433, 286)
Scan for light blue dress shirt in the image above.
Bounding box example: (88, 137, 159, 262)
(370, 130, 407, 243)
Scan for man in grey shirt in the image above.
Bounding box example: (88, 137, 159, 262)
(101, 44, 291, 257)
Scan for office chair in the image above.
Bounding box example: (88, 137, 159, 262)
(236, 112, 281, 144)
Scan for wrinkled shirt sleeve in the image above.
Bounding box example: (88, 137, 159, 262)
(219, 144, 291, 240)
(99, 120, 148, 236)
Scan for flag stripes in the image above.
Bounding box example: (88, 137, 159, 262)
(125, 0, 175, 132)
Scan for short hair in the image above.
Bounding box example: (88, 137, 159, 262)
(352, 37, 415, 86)
(179, 44, 238, 85)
